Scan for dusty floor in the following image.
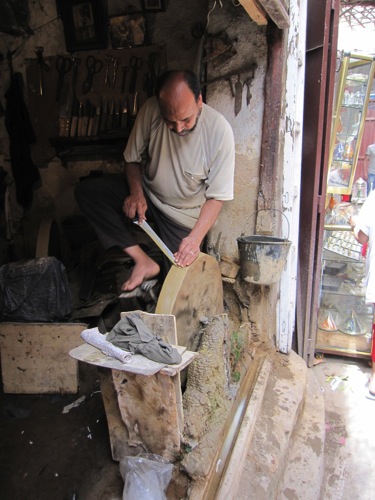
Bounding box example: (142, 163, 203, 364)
(1, 351, 375, 499)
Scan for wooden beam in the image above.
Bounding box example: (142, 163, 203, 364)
(240, 0, 290, 29)
(260, 0, 290, 29)
(239, 0, 268, 26)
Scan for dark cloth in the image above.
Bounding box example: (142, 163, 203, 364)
(4, 72, 40, 208)
(74, 174, 191, 278)
(107, 313, 182, 365)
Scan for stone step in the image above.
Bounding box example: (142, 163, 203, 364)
(278, 367, 326, 499)
(235, 350, 310, 499)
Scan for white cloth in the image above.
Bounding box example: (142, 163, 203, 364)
(356, 189, 375, 303)
(124, 97, 235, 229)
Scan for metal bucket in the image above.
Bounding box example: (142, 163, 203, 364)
(237, 209, 292, 285)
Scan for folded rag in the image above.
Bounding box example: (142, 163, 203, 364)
(107, 313, 182, 365)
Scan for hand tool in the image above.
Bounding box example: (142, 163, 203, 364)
(77, 101, 84, 137)
(112, 57, 119, 88)
(145, 52, 157, 97)
(104, 55, 112, 87)
(121, 65, 129, 93)
(129, 55, 143, 93)
(82, 55, 103, 94)
(92, 100, 101, 136)
(107, 97, 114, 131)
(55, 55, 72, 102)
(114, 99, 120, 130)
(87, 103, 96, 136)
(133, 219, 175, 264)
(120, 96, 128, 129)
(58, 82, 71, 137)
(234, 73, 242, 116)
(71, 57, 81, 99)
(244, 78, 252, 107)
(226, 76, 235, 97)
(70, 98, 80, 137)
(81, 99, 91, 136)
(99, 97, 108, 132)
(132, 90, 139, 118)
(35, 46, 50, 96)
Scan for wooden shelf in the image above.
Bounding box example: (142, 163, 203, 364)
(50, 132, 130, 163)
(316, 328, 371, 359)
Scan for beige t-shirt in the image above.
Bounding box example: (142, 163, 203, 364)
(124, 97, 235, 229)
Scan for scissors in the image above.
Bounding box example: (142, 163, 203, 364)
(129, 56, 143, 93)
(55, 55, 72, 102)
(82, 55, 103, 94)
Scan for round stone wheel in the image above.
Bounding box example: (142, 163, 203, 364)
(155, 252, 224, 351)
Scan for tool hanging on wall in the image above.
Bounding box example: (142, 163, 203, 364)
(55, 55, 72, 102)
(129, 56, 143, 93)
(234, 74, 242, 116)
(244, 77, 253, 107)
(82, 55, 103, 94)
(35, 47, 50, 97)
(121, 65, 129, 93)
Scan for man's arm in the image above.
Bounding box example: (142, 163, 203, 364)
(174, 199, 224, 267)
(123, 162, 148, 222)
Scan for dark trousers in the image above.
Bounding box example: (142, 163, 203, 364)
(74, 174, 191, 277)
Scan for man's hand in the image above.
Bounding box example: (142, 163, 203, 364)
(123, 192, 148, 222)
(174, 235, 200, 267)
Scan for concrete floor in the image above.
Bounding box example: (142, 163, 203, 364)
(312, 354, 375, 500)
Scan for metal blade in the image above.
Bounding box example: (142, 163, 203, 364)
(133, 220, 175, 264)
(234, 74, 242, 116)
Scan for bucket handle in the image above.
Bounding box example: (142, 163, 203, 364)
(241, 208, 290, 241)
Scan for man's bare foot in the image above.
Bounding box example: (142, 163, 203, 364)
(121, 257, 160, 292)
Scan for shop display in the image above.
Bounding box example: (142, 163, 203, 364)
(316, 225, 372, 357)
(327, 53, 375, 195)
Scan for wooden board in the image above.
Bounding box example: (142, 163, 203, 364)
(0, 322, 86, 394)
(69, 342, 190, 375)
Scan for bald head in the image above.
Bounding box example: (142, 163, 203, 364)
(156, 70, 203, 136)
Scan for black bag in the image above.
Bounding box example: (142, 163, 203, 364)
(0, 256, 72, 322)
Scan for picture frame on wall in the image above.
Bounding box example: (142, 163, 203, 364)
(58, 0, 108, 52)
(143, 0, 165, 12)
(109, 14, 146, 49)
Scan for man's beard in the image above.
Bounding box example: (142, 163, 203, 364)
(171, 107, 202, 137)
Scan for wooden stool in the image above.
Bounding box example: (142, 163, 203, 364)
(70, 311, 197, 461)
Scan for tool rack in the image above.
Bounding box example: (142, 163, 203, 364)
(25, 46, 166, 165)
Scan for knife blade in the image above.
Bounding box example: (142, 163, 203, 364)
(99, 97, 108, 133)
(114, 99, 120, 130)
(234, 74, 242, 116)
(81, 99, 91, 137)
(107, 97, 114, 132)
(87, 103, 96, 137)
(92, 99, 101, 136)
(77, 101, 84, 137)
(58, 82, 70, 137)
(121, 96, 128, 130)
(133, 220, 175, 264)
(70, 97, 79, 137)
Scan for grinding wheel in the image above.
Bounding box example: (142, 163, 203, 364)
(155, 252, 224, 351)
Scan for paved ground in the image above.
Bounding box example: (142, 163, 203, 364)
(312, 354, 375, 500)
